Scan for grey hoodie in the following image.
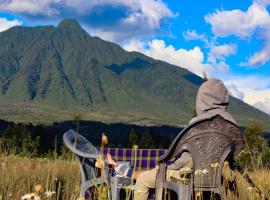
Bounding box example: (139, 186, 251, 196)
(189, 78, 237, 125)
(159, 78, 239, 163)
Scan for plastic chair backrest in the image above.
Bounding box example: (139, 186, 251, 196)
(63, 129, 106, 199)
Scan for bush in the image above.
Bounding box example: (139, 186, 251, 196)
(236, 122, 270, 169)
(0, 124, 40, 157)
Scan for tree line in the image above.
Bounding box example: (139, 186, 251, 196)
(0, 122, 173, 158)
(0, 120, 270, 169)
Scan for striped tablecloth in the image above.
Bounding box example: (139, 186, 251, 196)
(97, 148, 166, 170)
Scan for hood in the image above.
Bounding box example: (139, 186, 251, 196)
(189, 78, 237, 125)
(196, 78, 229, 115)
(159, 78, 238, 163)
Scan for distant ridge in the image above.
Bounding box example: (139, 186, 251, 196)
(0, 18, 270, 130)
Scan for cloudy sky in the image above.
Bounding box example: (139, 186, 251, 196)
(0, 0, 269, 114)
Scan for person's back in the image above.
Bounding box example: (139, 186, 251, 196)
(155, 78, 244, 200)
(135, 78, 244, 200)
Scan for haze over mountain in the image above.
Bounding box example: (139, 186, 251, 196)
(0, 19, 269, 129)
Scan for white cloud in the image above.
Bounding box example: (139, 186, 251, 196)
(246, 24, 270, 66)
(123, 39, 213, 76)
(255, 0, 270, 6)
(205, 2, 270, 67)
(246, 89, 270, 115)
(65, 0, 174, 29)
(248, 50, 270, 66)
(216, 61, 230, 73)
(0, 0, 60, 16)
(182, 28, 236, 73)
(0, 17, 22, 32)
(205, 2, 270, 38)
(224, 76, 270, 90)
(224, 76, 270, 115)
(211, 44, 237, 59)
(183, 30, 206, 41)
(253, 97, 270, 115)
(78, 0, 175, 42)
(123, 39, 145, 52)
(207, 44, 236, 73)
(226, 83, 244, 100)
(0, 0, 174, 42)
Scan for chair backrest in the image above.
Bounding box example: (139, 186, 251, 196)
(63, 129, 100, 158)
(173, 116, 235, 193)
(99, 148, 166, 170)
(63, 130, 104, 197)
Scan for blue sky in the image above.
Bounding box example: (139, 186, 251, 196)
(0, 0, 269, 114)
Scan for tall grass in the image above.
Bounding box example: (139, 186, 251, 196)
(1, 153, 270, 200)
(0, 154, 81, 200)
(231, 169, 270, 200)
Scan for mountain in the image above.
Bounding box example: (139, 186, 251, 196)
(0, 18, 270, 130)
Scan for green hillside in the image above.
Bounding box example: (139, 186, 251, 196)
(0, 19, 270, 129)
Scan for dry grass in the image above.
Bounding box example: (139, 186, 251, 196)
(0, 155, 81, 200)
(235, 169, 270, 200)
(0, 154, 270, 200)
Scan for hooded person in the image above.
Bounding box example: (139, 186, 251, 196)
(134, 78, 244, 200)
(190, 78, 236, 125)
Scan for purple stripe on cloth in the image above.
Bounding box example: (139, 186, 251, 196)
(142, 150, 148, 157)
(141, 160, 148, 169)
(96, 148, 166, 169)
(104, 148, 108, 155)
(126, 149, 132, 157)
(135, 160, 140, 167)
(110, 149, 116, 155)
(117, 149, 124, 157)
(150, 150, 157, 157)
(135, 149, 141, 157)
(150, 160, 156, 168)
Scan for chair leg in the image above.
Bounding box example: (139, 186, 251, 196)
(111, 177, 120, 200)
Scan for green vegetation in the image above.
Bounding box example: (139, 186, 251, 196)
(0, 124, 39, 157)
(139, 128, 156, 149)
(0, 19, 269, 129)
(0, 122, 269, 199)
(128, 129, 138, 148)
(237, 122, 270, 169)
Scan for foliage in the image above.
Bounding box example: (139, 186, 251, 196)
(128, 128, 138, 147)
(60, 144, 74, 160)
(0, 124, 39, 157)
(236, 122, 270, 169)
(139, 128, 156, 149)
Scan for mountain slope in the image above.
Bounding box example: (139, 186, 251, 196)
(0, 19, 270, 129)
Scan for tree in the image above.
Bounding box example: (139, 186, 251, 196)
(1, 124, 40, 157)
(21, 132, 40, 157)
(236, 122, 270, 169)
(128, 128, 138, 148)
(149, 129, 161, 148)
(140, 128, 156, 149)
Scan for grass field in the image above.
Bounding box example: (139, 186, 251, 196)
(0, 155, 81, 200)
(0, 155, 269, 200)
(0, 101, 185, 127)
